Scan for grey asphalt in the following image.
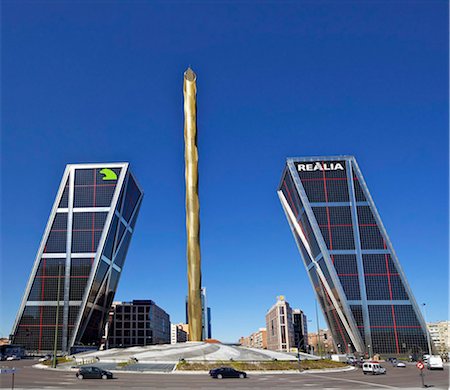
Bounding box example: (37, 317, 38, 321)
(1, 359, 449, 389)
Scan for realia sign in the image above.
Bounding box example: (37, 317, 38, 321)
(296, 162, 345, 172)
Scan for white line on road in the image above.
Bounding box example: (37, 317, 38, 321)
(304, 373, 397, 389)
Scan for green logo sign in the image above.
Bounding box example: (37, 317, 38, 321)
(99, 168, 117, 181)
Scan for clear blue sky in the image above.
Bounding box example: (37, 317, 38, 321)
(1, 1, 448, 342)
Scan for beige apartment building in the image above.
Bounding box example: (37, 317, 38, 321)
(265, 296, 295, 352)
(428, 321, 449, 354)
(308, 329, 334, 355)
(171, 323, 188, 344)
(239, 328, 267, 349)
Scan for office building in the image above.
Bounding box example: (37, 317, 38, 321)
(11, 163, 143, 353)
(292, 309, 308, 352)
(185, 287, 212, 340)
(428, 321, 449, 354)
(278, 156, 430, 355)
(171, 323, 188, 344)
(265, 296, 295, 352)
(108, 300, 170, 347)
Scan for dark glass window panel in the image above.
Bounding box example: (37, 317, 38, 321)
(365, 276, 391, 300)
(300, 180, 326, 203)
(114, 232, 131, 268)
(353, 178, 367, 202)
(87, 261, 109, 305)
(318, 265, 336, 293)
(96, 281, 108, 307)
(298, 214, 321, 258)
(70, 258, 92, 277)
(72, 231, 103, 253)
(350, 305, 364, 327)
(320, 225, 355, 250)
(68, 306, 81, 326)
(94, 184, 117, 208)
(359, 226, 385, 250)
(333, 255, 358, 275)
(75, 168, 121, 186)
(116, 185, 125, 213)
(362, 254, 398, 275)
(293, 229, 312, 266)
(15, 305, 64, 353)
(313, 206, 353, 226)
(323, 179, 350, 203)
(69, 275, 90, 301)
(281, 171, 304, 217)
(80, 309, 104, 345)
(394, 305, 420, 327)
(115, 222, 127, 253)
(397, 328, 428, 355)
(74, 168, 120, 208)
(108, 270, 120, 298)
(44, 213, 68, 253)
(102, 216, 119, 260)
(122, 175, 141, 222)
(74, 186, 94, 208)
(339, 275, 360, 300)
(357, 206, 378, 226)
(130, 200, 142, 230)
(72, 212, 107, 230)
(368, 305, 394, 327)
(371, 328, 398, 354)
(28, 259, 65, 301)
(71, 212, 107, 253)
(58, 179, 69, 208)
(390, 275, 409, 300)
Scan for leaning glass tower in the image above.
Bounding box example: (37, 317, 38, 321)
(278, 156, 430, 355)
(11, 163, 143, 353)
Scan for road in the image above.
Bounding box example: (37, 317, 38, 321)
(0, 359, 448, 389)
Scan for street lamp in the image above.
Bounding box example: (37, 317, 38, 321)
(368, 344, 372, 359)
(421, 303, 432, 356)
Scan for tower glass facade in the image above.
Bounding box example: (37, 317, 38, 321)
(278, 156, 430, 355)
(11, 163, 143, 353)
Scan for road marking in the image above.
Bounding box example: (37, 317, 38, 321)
(304, 373, 397, 389)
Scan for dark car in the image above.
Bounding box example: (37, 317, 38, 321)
(76, 366, 113, 380)
(209, 367, 247, 379)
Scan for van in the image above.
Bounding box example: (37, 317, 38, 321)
(362, 362, 386, 375)
(427, 355, 444, 370)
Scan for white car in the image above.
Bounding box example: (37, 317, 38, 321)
(427, 355, 444, 370)
(396, 362, 406, 368)
(363, 362, 386, 375)
(6, 355, 20, 361)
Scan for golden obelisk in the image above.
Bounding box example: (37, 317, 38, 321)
(183, 67, 202, 341)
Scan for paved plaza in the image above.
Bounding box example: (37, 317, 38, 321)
(71, 342, 317, 364)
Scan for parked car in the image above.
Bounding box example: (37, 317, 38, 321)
(39, 354, 52, 362)
(209, 367, 247, 379)
(362, 362, 386, 375)
(396, 362, 406, 368)
(76, 366, 113, 380)
(6, 355, 21, 361)
(427, 355, 444, 370)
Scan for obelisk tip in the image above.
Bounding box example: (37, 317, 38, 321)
(184, 67, 196, 82)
